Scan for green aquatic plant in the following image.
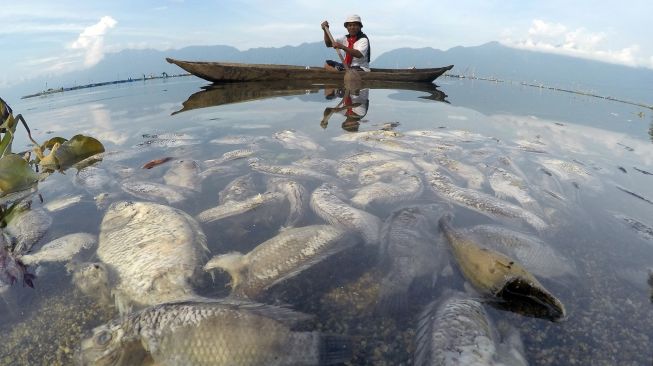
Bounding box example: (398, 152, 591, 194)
(34, 134, 105, 172)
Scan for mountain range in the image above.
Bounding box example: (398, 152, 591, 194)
(5, 41, 652, 105)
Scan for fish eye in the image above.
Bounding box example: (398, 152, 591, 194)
(95, 330, 112, 346)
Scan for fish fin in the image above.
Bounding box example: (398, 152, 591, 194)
(414, 299, 438, 366)
(375, 288, 408, 316)
(204, 252, 247, 289)
(318, 334, 353, 365)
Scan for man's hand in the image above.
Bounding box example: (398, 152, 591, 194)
(321, 20, 329, 29)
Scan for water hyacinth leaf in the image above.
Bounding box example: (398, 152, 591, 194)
(42, 137, 68, 150)
(39, 134, 105, 171)
(0, 154, 38, 196)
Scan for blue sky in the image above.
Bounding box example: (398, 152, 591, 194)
(1, 0, 652, 89)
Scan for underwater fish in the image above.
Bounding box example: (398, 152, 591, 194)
(357, 159, 418, 185)
(266, 177, 308, 231)
(310, 183, 382, 245)
(414, 291, 528, 366)
(121, 180, 195, 205)
(5, 206, 53, 253)
(205, 225, 355, 299)
(439, 214, 565, 321)
(335, 150, 400, 179)
(376, 205, 446, 314)
(249, 158, 338, 183)
(204, 148, 256, 166)
(219, 173, 259, 204)
(98, 201, 209, 313)
(78, 299, 352, 366)
(20, 233, 96, 265)
(163, 159, 202, 191)
(488, 168, 541, 211)
(350, 174, 423, 208)
(43, 194, 85, 212)
(464, 225, 576, 279)
(68, 261, 112, 306)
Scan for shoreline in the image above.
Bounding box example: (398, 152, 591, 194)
(20, 73, 191, 99)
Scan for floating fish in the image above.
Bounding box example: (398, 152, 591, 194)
(428, 171, 548, 232)
(219, 173, 258, 204)
(121, 180, 195, 205)
(5, 206, 53, 253)
(249, 158, 338, 183)
(196, 192, 285, 224)
(310, 183, 381, 245)
(439, 214, 565, 321)
(350, 174, 423, 208)
(414, 291, 528, 366)
(204, 148, 256, 167)
(42, 194, 85, 212)
(20, 233, 96, 265)
(273, 129, 325, 151)
(205, 225, 354, 299)
(78, 299, 352, 366)
(98, 201, 208, 313)
(68, 261, 112, 306)
(163, 159, 202, 191)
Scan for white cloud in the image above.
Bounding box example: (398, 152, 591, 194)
(70, 16, 117, 67)
(503, 19, 653, 69)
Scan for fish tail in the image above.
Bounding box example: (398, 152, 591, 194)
(318, 334, 353, 365)
(203, 252, 247, 288)
(375, 288, 409, 316)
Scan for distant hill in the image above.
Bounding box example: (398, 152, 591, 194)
(5, 41, 652, 105)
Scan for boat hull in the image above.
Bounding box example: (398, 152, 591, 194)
(166, 58, 453, 83)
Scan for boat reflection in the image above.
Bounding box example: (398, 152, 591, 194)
(172, 80, 448, 117)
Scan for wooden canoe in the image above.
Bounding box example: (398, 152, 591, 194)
(166, 58, 453, 83)
(171, 80, 448, 115)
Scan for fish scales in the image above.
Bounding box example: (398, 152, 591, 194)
(249, 158, 337, 183)
(98, 201, 208, 312)
(219, 173, 258, 204)
(163, 159, 202, 191)
(20, 233, 96, 265)
(350, 174, 423, 208)
(196, 192, 285, 224)
(414, 292, 527, 366)
(205, 225, 353, 299)
(79, 299, 352, 366)
(428, 171, 548, 231)
(310, 183, 381, 244)
(266, 177, 308, 230)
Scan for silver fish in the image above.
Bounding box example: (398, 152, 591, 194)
(273, 129, 325, 151)
(196, 192, 285, 224)
(377, 205, 446, 314)
(249, 158, 337, 183)
(163, 159, 202, 191)
(68, 261, 112, 306)
(464, 224, 576, 279)
(266, 177, 308, 230)
(350, 174, 423, 208)
(219, 173, 258, 204)
(488, 168, 541, 212)
(43, 194, 85, 212)
(310, 183, 382, 245)
(433, 156, 485, 190)
(204, 148, 256, 166)
(357, 159, 418, 185)
(428, 171, 548, 232)
(209, 135, 267, 145)
(20, 233, 96, 265)
(414, 291, 528, 366)
(98, 201, 208, 313)
(78, 299, 351, 366)
(74, 165, 119, 194)
(335, 150, 400, 179)
(121, 180, 194, 205)
(205, 225, 354, 299)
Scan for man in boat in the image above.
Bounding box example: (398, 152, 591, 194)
(340, 88, 369, 132)
(321, 15, 370, 72)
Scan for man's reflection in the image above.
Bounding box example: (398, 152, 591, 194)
(321, 88, 369, 132)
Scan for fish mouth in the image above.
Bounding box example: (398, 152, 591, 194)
(494, 277, 567, 322)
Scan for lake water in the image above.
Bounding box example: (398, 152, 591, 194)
(1, 76, 652, 365)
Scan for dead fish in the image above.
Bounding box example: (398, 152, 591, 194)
(612, 212, 653, 241)
(209, 135, 267, 145)
(121, 180, 195, 205)
(20, 233, 96, 265)
(266, 177, 308, 231)
(376, 205, 446, 314)
(433, 156, 485, 190)
(291, 156, 337, 174)
(67, 261, 112, 306)
(219, 173, 258, 204)
(350, 174, 423, 208)
(205, 225, 354, 299)
(464, 225, 576, 279)
(357, 159, 418, 185)
(249, 158, 338, 183)
(310, 183, 382, 245)
(98, 201, 209, 313)
(428, 170, 548, 232)
(414, 291, 528, 366)
(488, 168, 541, 212)
(78, 299, 352, 366)
(335, 150, 400, 179)
(5, 206, 53, 253)
(42, 194, 85, 212)
(163, 159, 202, 191)
(273, 129, 325, 151)
(204, 148, 256, 167)
(74, 165, 119, 194)
(439, 214, 565, 321)
(196, 192, 285, 224)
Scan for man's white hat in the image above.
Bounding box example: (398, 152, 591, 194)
(344, 14, 363, 27)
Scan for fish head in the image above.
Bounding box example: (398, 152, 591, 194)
(101, 201, 139, 229)
(494, 276, 567, 322)
(77, 321, 144, 366)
